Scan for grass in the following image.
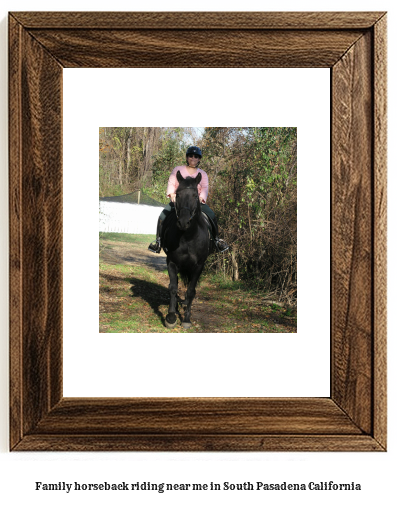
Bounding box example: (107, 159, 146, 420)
(99, 235, 297, 334)
(99, 260, 297, 334)
(194, 274, 296, 333)
(100, 263, 193, 334)
(100, 232, 155, 245)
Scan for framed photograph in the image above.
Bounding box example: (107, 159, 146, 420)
(9, 11, 387, 451)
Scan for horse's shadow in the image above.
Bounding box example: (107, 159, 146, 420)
(128, 276, 184, 328)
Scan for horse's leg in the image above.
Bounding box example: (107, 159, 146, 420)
(165, 261, 178, 329)
(182, 264, 204, 329)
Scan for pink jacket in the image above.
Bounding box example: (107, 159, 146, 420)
(166, 166, 209, 203)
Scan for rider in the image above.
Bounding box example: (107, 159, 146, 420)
(148, 146, 229, 254)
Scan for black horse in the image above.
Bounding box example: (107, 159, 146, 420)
(163, 171, 211, 329)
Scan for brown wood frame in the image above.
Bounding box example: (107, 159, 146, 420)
(9, 11, 387, 452)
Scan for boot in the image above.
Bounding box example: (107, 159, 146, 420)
(215, 238, 229, 253)
(148, 217, 163, 253)
(210, 215, 229, 253)
(148, 238, 161, 253)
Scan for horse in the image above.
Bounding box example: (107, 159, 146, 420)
(162, 170, 212, 329)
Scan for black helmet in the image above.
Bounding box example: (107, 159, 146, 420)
(186, 146, 202, 158)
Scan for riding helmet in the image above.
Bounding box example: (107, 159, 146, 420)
(186, 146, 202, 158)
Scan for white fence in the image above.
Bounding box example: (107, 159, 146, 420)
(99, 201, 162, 235)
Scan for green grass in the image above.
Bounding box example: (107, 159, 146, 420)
(100, 232, 156, 245)
(99, 262, 194, 334)
(203, 272, 272, 298)
(209, 276, 246, 292)
(100, 260, 296, 334)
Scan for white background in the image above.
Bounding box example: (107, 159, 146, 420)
(63, 67, 330, 397)
(0, 1, 395, 507)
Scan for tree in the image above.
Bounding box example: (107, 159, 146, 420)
(201, 127, 297, 301)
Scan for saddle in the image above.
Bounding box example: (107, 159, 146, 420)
(162, 211, 214, 254)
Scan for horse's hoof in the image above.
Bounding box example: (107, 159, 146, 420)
(165, 316, 177, 329)
(182, 322, 192, 329)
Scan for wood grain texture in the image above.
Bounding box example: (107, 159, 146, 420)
(31, 398, 362, 435)
(27, 29, 363, 68)
(332, 32, 373, 434)
(9, 16, 63, 447)
(8, 11, 387, 452)
(11, 11, 386, 29)
(373, 14, 387, 449)
(14, 435, 382, 452)
(9, 15, 23, 450)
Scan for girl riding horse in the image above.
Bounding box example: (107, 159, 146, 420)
(148, 146, 228, 254)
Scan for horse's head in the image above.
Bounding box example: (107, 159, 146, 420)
(175, 171, 202, 231)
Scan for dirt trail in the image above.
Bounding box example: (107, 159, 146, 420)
(100, 239, 297, 333)
(100, 240, 167, 272)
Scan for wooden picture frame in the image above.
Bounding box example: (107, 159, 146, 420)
(9, 11, 387, 451)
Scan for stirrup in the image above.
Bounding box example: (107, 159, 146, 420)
(148, 239, 161, 253)
(216, 239, 229, 253)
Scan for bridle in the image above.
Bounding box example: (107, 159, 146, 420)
(175, 188, 199, 221)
